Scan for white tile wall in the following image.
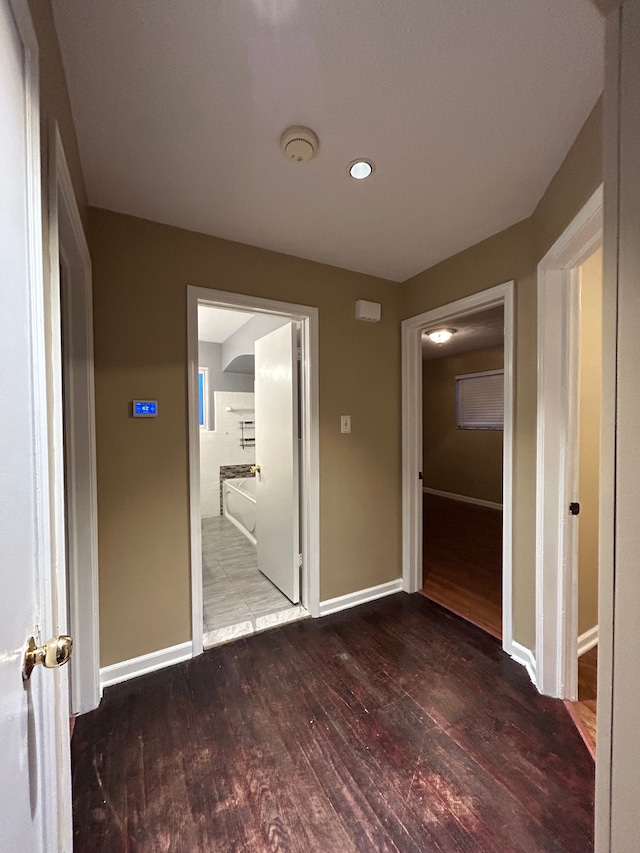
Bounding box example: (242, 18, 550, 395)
(200, 391, 256, 518)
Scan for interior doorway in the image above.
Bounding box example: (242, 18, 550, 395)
(568, 245, 602, 758)
(401, 281, 516, 659)
(196, 305, 306, 646)
(187, 287, 320, 655)
(535, 185, 603, 715)
(421, 306, 505, 639)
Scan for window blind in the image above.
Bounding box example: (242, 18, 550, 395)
(456, 370, 504, 429)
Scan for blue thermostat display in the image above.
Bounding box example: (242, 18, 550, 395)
(133, 400, 158, 417)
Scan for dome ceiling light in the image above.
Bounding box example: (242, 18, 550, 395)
(425, 328, 457, 344)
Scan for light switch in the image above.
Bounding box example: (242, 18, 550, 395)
(340, 415, 351, 434)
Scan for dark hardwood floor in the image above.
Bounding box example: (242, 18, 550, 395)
(422, 493, 503, 638)
(72, 594, 594, 852)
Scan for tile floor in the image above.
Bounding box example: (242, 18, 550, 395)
(202, 516, 307, 648)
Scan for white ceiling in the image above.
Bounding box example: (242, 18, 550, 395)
(52, 0, 603, 282)
(198, 306, 254, 343)
(422, 306, 504, 360)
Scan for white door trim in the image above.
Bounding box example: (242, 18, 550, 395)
(535, 184, 603, 699)
(7, 0, 73, 848)
(47, 122, 101, 715)
(187, 286, 320, 656)
(401, 281, 516, 658)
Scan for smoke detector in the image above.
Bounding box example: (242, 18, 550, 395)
(280, 126, 319, 163)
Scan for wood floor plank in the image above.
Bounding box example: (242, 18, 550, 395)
(569, 645, 598, 758)
(445, 709, 594, 852)
(578, 646, 598, 701)
(422, 494, 502, 638)
(72, 594, 594, 852)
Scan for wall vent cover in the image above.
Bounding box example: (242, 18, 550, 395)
(355, 300, 381, 323)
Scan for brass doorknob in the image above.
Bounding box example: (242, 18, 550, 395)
(23, 634, 73, 681)
(250, 465, 261, 473)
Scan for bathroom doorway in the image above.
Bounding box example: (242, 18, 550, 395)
(187, 287, 320, 654)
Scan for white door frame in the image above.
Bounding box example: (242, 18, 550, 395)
(47, 122, 100, 714)
(401, 281, 515, 657)
(187, 286, 320, 656)
(535, 185, 603, 699)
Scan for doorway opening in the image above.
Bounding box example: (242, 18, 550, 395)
(421, 306, 505, 639)
(535, 185, 603, 728)
(567, 245, 602, 758)
(197, 305, 306, 646)
(188, 287, 320, 655)
(402, 281, 517, 661)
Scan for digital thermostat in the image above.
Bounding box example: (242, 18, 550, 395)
(133, 400, 158, 417)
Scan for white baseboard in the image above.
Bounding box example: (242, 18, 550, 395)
(423, 487, 502, 511)
(508, 640, 538, 688)
(319, 579, 403, 617)
(578, 625, 599, 656)
(100, 641, 193, 691)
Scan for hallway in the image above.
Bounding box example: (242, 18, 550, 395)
(72, 594, 593, 852)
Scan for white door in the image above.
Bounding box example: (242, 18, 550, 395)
(0, 1, 71, 850)
(254, 322, 300, 603)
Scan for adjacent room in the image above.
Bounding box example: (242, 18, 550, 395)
(421, 307, 505, 639)
(197, 304, 308, 647)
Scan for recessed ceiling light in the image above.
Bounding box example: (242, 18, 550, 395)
(425, 328, 457, 344)
(348, 159, 374, 180)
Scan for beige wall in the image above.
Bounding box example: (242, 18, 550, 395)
(29, 0, 88, 227)
(403, 98, 602, 649)
(423, 346, 504, 504)
(90, 209, 403, 666)
(578, 248, 602, 635)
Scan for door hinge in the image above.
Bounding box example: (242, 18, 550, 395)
(418, 471, 423, 480)
(298, 552, 303, 568)
(569, 502, 580, 516)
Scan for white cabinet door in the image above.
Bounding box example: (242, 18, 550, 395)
(254, 322, 300, 603)
(0, 1, 70, 850)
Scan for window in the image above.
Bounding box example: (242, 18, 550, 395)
(198, 367, 209, 429)
(456, 369, 504, 430)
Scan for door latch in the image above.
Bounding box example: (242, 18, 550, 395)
(23, 635, 73, 681)
(569, 502, 581, 516)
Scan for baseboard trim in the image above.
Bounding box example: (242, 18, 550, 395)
(509, 640, 538, 688)
(423, 487, 502, 511)
(100, 641, 193, 690)
(578, 625, 599, 656)
(319, 579, 403, 617)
